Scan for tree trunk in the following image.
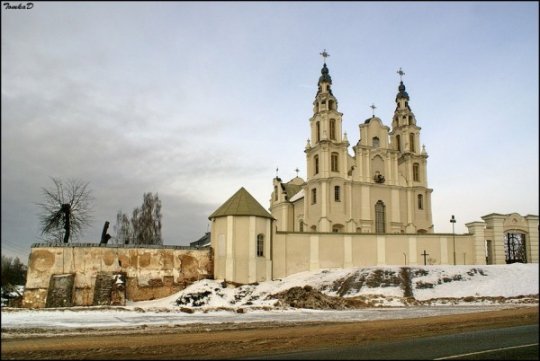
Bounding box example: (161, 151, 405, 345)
(62, 204, 71, 243)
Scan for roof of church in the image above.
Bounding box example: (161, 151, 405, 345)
(208, 187, 273, 220)
(283, 183, 303, 200)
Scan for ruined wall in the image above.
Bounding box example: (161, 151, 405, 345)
(22, 244, 213, 308)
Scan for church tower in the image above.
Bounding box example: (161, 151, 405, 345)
(303, 55, 350, 232)
(388, 68, 433, 232)
(270, 53, 433, 234)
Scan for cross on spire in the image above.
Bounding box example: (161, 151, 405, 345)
(397, 67, 405, 81)
(320, 49, 330, 64)
(370, 103, 377, 117)
(275, 167, 279, 178)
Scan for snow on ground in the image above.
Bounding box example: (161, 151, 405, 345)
(1, 264, 537, 331)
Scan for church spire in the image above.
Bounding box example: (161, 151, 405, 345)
(395, 67, 410, 102)
(317, 49, 333, 96)
(392, 67, 417, 129)
(391, 67, 421, 153)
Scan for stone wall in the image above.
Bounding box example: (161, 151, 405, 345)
(271, 232, 477, 280)
(22, 243, 213, 308)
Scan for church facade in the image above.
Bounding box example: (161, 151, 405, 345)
(209, 59, 538, 285)
(271, 64, 432, 235)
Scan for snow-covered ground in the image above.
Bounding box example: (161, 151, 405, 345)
(1, 264, 537, 331)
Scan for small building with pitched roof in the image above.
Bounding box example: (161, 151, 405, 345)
(209, 187, 273, 283)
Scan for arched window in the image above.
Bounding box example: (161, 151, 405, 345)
(331, 152, 339, 172)
(311, 188, 317, 204)
(417, 194, 423, 210)
(409, 133, 415, 152)
(299, 221, 304, 232)
(334, 185, 341, 202)
(314, 155, 319, 175)
(372, 137, 380, 148)
(256, 234, 264, 257)
(330, 119, 336, 140)
(396, 135, 401, 151)
(329, 99, 335, 110)
(413, 163, 420, 182)
(375, 200, 386, 234)
(316, 121, 320, 142)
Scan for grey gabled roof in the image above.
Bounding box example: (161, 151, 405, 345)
(208, 187, 273, 220)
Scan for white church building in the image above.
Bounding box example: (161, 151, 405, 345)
(209, 57, 538, 285)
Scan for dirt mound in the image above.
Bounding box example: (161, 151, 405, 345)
(271, 285, 365, 310)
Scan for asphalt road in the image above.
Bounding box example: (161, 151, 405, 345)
(243, 324, 539, 360)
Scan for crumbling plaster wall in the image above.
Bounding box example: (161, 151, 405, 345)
(22, 244, 213, 308)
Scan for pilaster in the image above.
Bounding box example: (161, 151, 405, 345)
(482, 214, 507, 264)
(466, 221, 487, 265)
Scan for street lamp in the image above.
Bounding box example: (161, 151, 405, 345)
(450, 215, 456, 265)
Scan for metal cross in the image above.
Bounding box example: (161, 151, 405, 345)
(397, 67, 405, 81)
(370, 103, 376, 117)
(275, 167, 279, 178)
(295, 168, 299, 177)
(320, 49, 330, 63)
(421, 250, 429, 266)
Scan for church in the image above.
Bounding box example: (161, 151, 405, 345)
(21, 54, 539, 308)
(209, 55, 538, 285)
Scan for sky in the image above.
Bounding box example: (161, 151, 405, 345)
(2, 264, 538, 328)
(2, 2, 538, 261)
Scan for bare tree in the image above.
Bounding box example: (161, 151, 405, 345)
(132, 193, 162, 245)
(37, 177, 93, 243)
(114, 193, 162, 245)
(114, 210, 133, 244)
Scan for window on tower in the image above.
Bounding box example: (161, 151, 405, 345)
(372, 137, 380, 148)
(413, 163, 420, 182)
(375, 200, 386, 234)
(331, 152, 339, 172)
(314, 155, 319, 175)
(316, 121, 321, 142)
(311, 188, 317, 204)
(330, 119, 336, 140)
(418, 194, 424, 210)
(409, 133, 415, 152)
(334, 185, 341, 202)
(396, 135, 401, 151)
(274, 185, 278, 201)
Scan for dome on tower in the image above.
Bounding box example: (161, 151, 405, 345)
(396, 81, 409, 101)
(318, 63, 332, 84)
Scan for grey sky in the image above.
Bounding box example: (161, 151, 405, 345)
(2, 2, 538, 261)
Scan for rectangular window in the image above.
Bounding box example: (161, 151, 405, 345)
(311, 188, 317, 204)
(334, 185, 341, 202)
(257, 234, 264, 257)
(413, 163, 419, 182)
(331, 153, 339, 172)
(375, 201, 386, 234)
